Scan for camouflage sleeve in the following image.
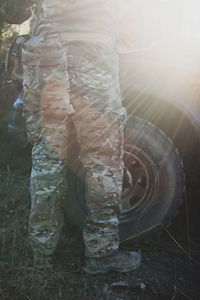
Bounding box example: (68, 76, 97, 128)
(0, 0, 32, 24)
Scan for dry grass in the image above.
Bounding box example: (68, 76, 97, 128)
(0, 117, 199, 299)
(0, 174, 199, 298)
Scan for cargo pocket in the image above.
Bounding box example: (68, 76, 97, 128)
(106, 107, 127, 136)
(22, 36, 74, 116)
(100, 107, 127, 163)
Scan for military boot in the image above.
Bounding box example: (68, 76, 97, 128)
(33, 254, 53, 269)
(84, 250, 141, 274)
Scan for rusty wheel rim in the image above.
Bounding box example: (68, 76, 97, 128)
(121, 144, 159, 219)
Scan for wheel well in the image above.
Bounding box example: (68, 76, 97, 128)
(125, 95, 200, 173)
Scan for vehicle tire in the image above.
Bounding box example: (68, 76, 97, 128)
(64, 116, 185, 242)
(119, 116, 185, 242)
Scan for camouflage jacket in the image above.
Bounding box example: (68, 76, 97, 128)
(29, 0, 125, 44)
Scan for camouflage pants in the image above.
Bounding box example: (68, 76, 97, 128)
(22, 34, 126, 258)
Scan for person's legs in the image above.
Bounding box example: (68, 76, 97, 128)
(22, 34, 74, 264)
(28, 130, 65, 258)
(67, 41, 125, 257)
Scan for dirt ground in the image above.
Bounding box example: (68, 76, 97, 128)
(0, 127, 200, 300)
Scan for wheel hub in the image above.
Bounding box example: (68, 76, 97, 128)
(121, 144, 159, 218)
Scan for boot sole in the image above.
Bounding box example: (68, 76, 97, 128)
(83, 259, 141, 274)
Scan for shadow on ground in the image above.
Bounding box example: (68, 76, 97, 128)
(0, 117, 199, 299)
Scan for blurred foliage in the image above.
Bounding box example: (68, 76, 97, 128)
(0, 11, 29, 175)
(0, 22, 18, 62)
(0, 0, 30, 62)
